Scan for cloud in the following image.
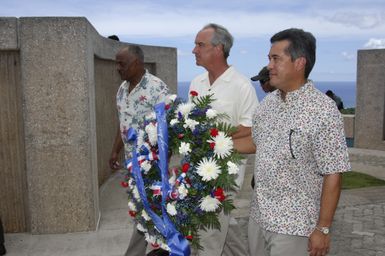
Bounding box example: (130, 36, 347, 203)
(364, 38, 385, 49)
(326, 11, 385, 29)
(341, 51, 355, 61)
(3, 0, 385, 40)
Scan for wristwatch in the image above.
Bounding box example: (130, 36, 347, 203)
(315, 226, 330, 235)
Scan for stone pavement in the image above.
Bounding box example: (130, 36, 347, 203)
(4, 149, 385, 255)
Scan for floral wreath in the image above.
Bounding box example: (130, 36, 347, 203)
(120, 91, 243, 255)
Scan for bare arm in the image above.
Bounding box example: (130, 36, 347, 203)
(231, 125, 251, 139)
(109, 127, 124, 170)
(308, 173, 342, 256)
(233, 134, 256, 154)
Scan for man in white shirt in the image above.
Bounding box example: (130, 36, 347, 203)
(189, 23, 258, 256)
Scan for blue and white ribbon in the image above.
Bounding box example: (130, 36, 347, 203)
(127, 102, 190, 256)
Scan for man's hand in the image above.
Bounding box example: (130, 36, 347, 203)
(308, 230, 330, 256)
(109, 152, 121, 170)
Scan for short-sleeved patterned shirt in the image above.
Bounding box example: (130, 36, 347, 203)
(117, 71, 169, 159)
(250, 80, 351, 237)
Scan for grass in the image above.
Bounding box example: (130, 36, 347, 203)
(340, 108, 355, 115)
(342, 171, 385, 189)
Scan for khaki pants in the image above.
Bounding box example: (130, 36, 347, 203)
(248, 218, 308, 256)
(125, 226, 147, 256)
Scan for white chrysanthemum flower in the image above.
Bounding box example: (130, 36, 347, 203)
(176, 102, 194, 117)
(208, 131, 233, 159)
(141, 210, 151, 221)
(196, 157, 221, 181)
(160, 242, 170, 251)
(227, 161, 239, 175)
(179, 142, 191, 155)
(128, 201, 137, 211)
(200, 195, 221, 212)
(183, 118, 199, 131)
(145, 123, 157, 146)
(141, 160, 152, 174)
(128, 178, 135, 189)
(166, 203, 177, 216)
(137, 130, 145, 148)
(145, 233, 157, 244)
(137, 223, 147, 232)
(169, 175, 176, 186)
(206, 109, 217, 119)
(132, 186, 141, 201)
(170, 118, 179, 126)
(178, 183, 188, 199)
(166, 94, 177, 104)
(145, 111, 156, 121)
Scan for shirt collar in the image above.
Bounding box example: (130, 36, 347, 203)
(124, 69, 149, 90)
(275, 80, 314, 104)
(199, 66, 234, 83)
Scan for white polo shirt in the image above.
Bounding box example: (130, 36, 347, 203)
(189, 66, 258, 127)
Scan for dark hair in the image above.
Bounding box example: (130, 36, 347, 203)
(270, 28, 316, 78)
(203, 23, 233, 59)
(127, 45, 144, 63)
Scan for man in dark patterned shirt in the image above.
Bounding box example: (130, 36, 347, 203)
(234, 28, 350, 256)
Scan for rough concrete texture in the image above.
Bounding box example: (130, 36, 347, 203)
(343, 115, 354, 139)
(0, 17, 18, 49)
(19, 17, 98, 234)
(0, 16, 177, 234)
(355, 49, 385, 151)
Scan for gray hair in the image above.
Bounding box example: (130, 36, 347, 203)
(203, 23, 233, 59)
(124, 45, 144, 63)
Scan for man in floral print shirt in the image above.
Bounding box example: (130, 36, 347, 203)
(109, 45, 169, 256)
(234, 28, 350, 256)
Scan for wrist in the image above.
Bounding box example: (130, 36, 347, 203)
(315, 225, 330, 235)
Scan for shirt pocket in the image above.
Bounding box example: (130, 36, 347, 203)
(287, 127, 311, 161)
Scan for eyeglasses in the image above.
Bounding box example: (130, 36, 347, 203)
(289, 129, 296, 159)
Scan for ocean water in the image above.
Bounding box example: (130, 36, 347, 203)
(178, 81, 356, 108)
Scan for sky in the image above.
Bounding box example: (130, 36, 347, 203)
(1, 0, 385, 82)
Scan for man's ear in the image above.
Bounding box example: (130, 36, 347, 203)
(295, 57, 306, 72)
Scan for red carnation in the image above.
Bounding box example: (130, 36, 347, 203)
(177, 134, 184, 139)
(128, 210, 136, 217)
(210, 128, 219, 137)
(186, 234, 193, 240)
(209, 142, 215, 150)
(151, 243, 160, 249)
(190, 90, 198, 97)
(182, 163, 190, 173)
(120, 181, 129, 188)
(165, 104, 171, 110)
(214, 187, 226, 202)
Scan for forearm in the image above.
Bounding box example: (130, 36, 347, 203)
(231, 125, 251, 139)
(317, 173, 342, 227)
(233, 135, 256, 154)
(112, 127, 124, 155)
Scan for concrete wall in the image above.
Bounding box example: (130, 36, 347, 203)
(0, 17, 177, 234)
(355, 49, 385, 150)
(343, 115, 355, 139)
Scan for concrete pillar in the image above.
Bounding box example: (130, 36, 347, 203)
(355, 49, 385, 150)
